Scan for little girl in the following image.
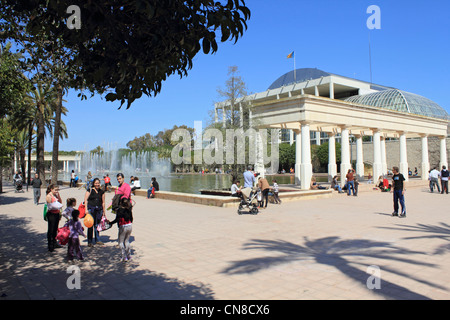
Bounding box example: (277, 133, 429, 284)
(67, 210, 86, 261)
(110, 197, 133, 262)
(272, 180, 282, 204)
(62, 198, 77, 221)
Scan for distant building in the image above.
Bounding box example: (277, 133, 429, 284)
(215, 68, 449, 189)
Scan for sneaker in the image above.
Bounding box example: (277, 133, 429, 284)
(96, 241, 104, 246)
(392, 212, 399, 217)
(399, 213, 406, 218)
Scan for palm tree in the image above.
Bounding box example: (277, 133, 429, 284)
(24, 83, 67, 182)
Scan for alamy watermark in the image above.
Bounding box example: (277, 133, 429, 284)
(367, 5, 381, 30)
(66, 265, 81, 290)
(171, 121, 279, 172)
(366, 265, 381, 290)
(67, 5, 81, 30)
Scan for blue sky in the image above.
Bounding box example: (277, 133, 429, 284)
(49, 0, 450, 152)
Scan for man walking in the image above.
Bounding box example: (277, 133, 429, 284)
(31, 173, 42, 205)
(243, 166, 256, 188)
(392, 166, 406, 218)
(440, 165, 449, 194)
(429, 167, 441, 193)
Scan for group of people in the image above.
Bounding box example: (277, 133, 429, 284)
(328, 169, 360, 196)
(429, 166, 449, 194)
(230, 166, 282, 209)
(45, 173, 134, 262)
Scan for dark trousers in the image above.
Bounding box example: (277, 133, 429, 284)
(262, 189, 269, 207)
(87, 207, 102, 244)
(393, 189, 406, 214)
(273, 192, 281, 204)
(67, 237, 84, 260)
(441, 180, 448, 194)
(47, 212, 60, 251)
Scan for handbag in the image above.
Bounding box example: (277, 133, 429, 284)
(43, 203, 48, 221)
(56, 225, 70, 245)
(97, 215, 112, 232)
(47, 200, 63, 211)
(78, 203, 86, 218)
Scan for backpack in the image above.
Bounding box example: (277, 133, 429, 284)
(442, 170, 450, 178)
(111, 194, 122, 212)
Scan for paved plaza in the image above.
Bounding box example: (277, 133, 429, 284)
(0, 181, 449, 300)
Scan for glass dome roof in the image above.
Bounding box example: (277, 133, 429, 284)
(344, 89, 449, 120)
(268, 68, 331, 90)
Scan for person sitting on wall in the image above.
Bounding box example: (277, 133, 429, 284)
(310, 176, 328, 190)
(147, 177, 159, 199)
(231, 180, 243, 199)
(131, 177, 141, 195)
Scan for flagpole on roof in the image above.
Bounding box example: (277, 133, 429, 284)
(287, 51, 296, 83)
(294, 51, 296, 82)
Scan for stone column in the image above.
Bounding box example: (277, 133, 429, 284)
(421, 135, 430, 181)
(222, 107, 226, 127)
(315, 131, 321, 146)
(340, 127, 351, 187)
(239, 103, 243, 128)
(372, 130, 383, 182)
(255, 130, 265, 178)
(314, 86, 319, 96)
(380, 136, 387, 175)
(328, 134, 337, 182)
(440, 136, 448, 170)
(300, 123, 312, 190)
(290, 130, 294, 146)
(329, 82, 334, 99)
(399, 133, 408, 181)
(355, 135, 364, 181)
(294, 129, 301, 185)
(214, 107, 218, 123)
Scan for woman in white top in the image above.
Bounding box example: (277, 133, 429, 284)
(131, 177, 141, 194)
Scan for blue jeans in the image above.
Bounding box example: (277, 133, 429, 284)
(147, 187, 154, 198)
(333, 185, 342, 192)
(393, 189, 406, 214)
(87, 206, 102, 244)
(347, 181, 355, 195)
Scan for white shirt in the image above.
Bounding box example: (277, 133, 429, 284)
(429, 169, 441, 179)
(273, 183, 279, 193)
(231, 184, 240, 194)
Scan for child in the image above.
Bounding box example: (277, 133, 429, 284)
(272, 180, 282, 204)
(67, 210, 86, 261)
(62, 198, 77, 221)
(110, 197, 133, 262)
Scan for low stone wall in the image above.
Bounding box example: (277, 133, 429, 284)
(63, 181, 333, 207)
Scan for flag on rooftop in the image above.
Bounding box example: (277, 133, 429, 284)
(287, 51, 294, 59)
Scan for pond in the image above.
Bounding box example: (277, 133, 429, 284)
(59, 172, 328, 194)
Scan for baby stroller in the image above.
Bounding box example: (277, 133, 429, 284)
(14, 179, 24, 193)
(237, 187, 259, 215)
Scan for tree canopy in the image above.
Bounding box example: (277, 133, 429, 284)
(1, 0, 251, 108)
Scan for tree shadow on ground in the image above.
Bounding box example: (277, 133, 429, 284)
(378, 222, 450, 255)
(0, 194, 29, 205)
(0, 214, 214, 300)
(221, 237, 446, 300)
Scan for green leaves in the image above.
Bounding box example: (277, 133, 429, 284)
(1, 0, 251, 109)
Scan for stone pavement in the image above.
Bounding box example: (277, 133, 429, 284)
(0, 181, 449, 300)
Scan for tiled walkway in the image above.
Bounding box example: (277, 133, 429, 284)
(1, 181, 449, 300)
